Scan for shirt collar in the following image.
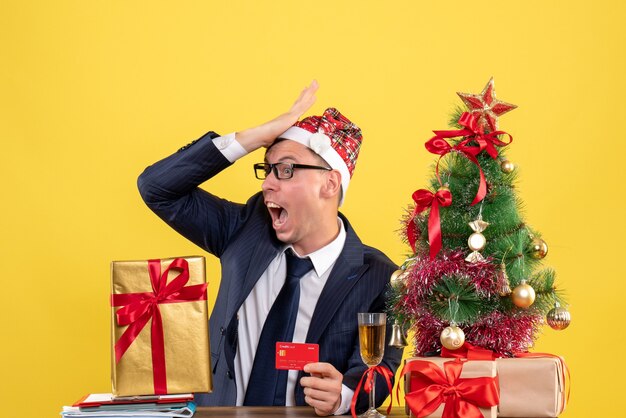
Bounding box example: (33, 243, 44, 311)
(285, 218, 346, 277)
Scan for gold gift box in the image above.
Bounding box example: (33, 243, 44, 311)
(110, 256, 212, 396)
(404, 357, 498, 418)
(496, 357, 567, 417)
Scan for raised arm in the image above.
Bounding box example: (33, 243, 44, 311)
(237, 80, 319, 151)
(136, 80, 319, 256)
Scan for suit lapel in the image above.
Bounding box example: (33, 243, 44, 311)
(305, 215, 367, 344)
(226, 214, 282, 322)
(224, 213, 282, 376)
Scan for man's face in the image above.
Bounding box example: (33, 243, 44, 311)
(261, 140, 333, 254)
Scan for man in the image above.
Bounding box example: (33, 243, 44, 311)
(137, 81, 402, 415)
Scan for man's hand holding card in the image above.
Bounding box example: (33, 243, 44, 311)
(274, 342, 344, 416)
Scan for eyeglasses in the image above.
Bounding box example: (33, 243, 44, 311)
(254, 162, 332, 180)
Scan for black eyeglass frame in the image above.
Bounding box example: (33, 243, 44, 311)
(253, 162, 332, 180)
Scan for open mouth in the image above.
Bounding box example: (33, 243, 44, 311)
(266, 201, 288, 228)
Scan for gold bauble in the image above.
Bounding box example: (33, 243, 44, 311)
(440, 325, 465, 350)
(500, 159, 515, 173)
(390, 269, 408, 290)
(512, 281, 536, 308)
(530, 237, 549, 259)
(438, 185, 450, 193)
(547, 304, 571, 330)
(468, 232, 487, 251)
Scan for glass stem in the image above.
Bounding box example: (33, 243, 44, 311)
(369, 369, 376, 411)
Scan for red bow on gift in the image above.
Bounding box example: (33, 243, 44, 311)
(350, 365, 394, 418)
(426, 112, 513, 206)
(441, 342, 499, 361)
(111, 258, 208, 394)
(407, 188, 453, 260)
(398, 359, 499, 418)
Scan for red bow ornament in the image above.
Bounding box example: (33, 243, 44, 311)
(407, 188, 453, 260)
(398, 359, 499, 418)
(426, 112, 513, 206)
(111, 258, 208, 394)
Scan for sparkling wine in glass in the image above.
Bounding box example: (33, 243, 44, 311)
(358, 313, 386, 418)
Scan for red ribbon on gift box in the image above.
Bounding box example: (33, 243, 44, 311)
(407, 188, 452, 260)
(440, 344, 570, 414)
(350, 365, 394, 418)
(441, 342, 498, 361)
(111, 258, 208, 394)
(398, 359, 499, 418)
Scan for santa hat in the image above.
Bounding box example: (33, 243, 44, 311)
(278, 108, 362, 206)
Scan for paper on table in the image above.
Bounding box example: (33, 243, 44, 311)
(61, 401, 196, 418)
(73, 393, 193, 407)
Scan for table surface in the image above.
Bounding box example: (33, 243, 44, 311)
(194, 406, 407, 417)
(193, 406, 551, 418)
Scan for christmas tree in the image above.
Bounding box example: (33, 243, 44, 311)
(388, 78, 571, 357)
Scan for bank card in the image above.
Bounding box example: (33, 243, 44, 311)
(275, 342, 319, 370)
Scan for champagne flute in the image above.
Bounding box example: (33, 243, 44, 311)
(358, 312, 387, 418)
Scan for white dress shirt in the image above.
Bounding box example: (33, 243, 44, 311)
(213, 134, 355, 415)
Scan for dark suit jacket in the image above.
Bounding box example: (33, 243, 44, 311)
(137, 131, 403, 412)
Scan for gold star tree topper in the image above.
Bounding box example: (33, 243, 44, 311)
(457, 77, 517, 132)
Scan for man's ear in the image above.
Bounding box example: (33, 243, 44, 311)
(321, 170, 342, 201)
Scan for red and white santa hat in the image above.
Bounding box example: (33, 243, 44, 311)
(278, 107, 363, 206)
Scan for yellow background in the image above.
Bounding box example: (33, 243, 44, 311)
(1, 1, 624, 416)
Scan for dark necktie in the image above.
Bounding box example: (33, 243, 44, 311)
(243, 249, 314, 406)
